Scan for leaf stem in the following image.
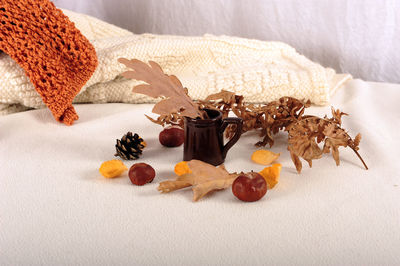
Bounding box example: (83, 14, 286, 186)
(352, 148, 368, 170)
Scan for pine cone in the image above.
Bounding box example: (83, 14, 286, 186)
(115, 132, 145, 160)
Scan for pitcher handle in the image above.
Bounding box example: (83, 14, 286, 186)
(220, 117, 243, 159)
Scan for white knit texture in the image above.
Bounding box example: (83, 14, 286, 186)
(0, 9, 351, 115)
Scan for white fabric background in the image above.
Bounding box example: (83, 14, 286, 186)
(1, 79, 400, 265)
(53, 0, 400, 84)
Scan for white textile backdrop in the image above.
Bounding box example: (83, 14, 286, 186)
(53, 0, 400, 84)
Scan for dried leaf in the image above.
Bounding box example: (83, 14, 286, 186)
(158, 160, 238, 201)
(205, 90, 237, 103)
(330, 106, 348, 125)
(289, 150, 302, 173)
(157, 176, 192, 193)
(354, 133, 361, 148)
(118, 58, 204, 119)
(288, 113, 368, 173)
(145, 113, 184, 128)
(251, 150, 280, 165)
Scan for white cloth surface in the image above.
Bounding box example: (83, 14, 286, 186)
(53, 0, 400, 84)
(1, 79, 399, 265)
(0, 9, 350, 116)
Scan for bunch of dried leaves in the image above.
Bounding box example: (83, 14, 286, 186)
(119, 58, 367, 173)
(201, 91, 367, 173)
(199, 91, 311, 147)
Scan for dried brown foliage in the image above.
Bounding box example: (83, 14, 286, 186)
(144, 113, 184, 128)
(148, 90, 368, 173)
(286, 107, 367, 173)
(200, 91, 311, 147)
(203, 92, 367, 173)
(119, 59, 367, 173)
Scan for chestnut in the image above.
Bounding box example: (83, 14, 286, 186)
(232, 172, 267, 202)
(159, 126, 184, 147)
(129, 163, 156, 186)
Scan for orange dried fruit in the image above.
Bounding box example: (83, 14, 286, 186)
(251, 149, 280, 165)
(259, 163, 282, 189)
(174, 161, 192, 176)
(99, 159, 128, 178)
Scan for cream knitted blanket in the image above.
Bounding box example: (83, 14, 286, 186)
(0, 9, 351, 115)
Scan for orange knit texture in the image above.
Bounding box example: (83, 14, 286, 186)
(0, 0, 98, 125)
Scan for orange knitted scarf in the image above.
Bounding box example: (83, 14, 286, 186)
(0, 0, 98, 125)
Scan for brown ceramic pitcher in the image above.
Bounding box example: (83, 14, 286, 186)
(183, 109, 243, 166)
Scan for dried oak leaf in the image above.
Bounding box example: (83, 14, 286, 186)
(158, 160, 238, 201)
(118, 58, 204, 119)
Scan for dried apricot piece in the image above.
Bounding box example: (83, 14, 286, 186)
(259, 163, 282, 189)
(174, 161, 192, 176)
(251, 149, 280, 165)
(99, 159, 128, 178)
